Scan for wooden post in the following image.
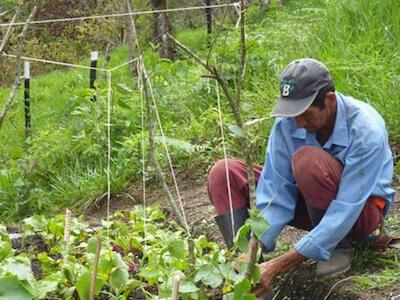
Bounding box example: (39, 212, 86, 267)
(89, 237, 102, 300)
(172, 274, 180, 300)
(63, 209, 71, 242)
(23, 61, 31, 137)
(90, 51, 98, 101)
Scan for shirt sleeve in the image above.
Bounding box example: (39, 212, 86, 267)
(256, 120, 298, 252)
(295, 129, 386, 261)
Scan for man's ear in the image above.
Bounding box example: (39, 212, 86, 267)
(325, 91, 336, 106)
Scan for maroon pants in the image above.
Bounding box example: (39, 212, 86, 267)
(208, 146, 383, 240)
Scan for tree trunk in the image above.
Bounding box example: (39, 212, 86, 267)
(150, 0, 176, 59)
(125, 0, 138, 76)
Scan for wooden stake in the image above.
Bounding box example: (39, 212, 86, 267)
(172, 274, 180, 300)
(63, 209, 71, 242)
(89, 237, 102, 300)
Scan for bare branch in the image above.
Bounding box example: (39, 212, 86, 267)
(0, 10, 10, 18)
(125, 0, 138, 76)
(167, 33, 210, 71)
(0, 0, 25, 54)
(0, 6, 37, 131)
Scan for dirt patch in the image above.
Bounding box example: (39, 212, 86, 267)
(87, 178, 400, 300)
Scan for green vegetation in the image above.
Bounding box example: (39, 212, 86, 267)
(0, 205, 268, 299)
(0, 0, 399, 220)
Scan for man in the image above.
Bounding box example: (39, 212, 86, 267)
(207, 58, 395, 295)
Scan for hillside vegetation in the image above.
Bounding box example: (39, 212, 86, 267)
(0, 0, 399, 221)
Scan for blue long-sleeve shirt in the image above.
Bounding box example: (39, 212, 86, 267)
(256, 92, 395, 261)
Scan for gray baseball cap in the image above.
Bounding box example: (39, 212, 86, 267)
(271, 58, 332, 117)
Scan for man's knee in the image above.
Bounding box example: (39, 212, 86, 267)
(208, 159, 238, 189)
(292, 146, 322, 178)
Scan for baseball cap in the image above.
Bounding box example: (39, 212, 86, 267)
(271, 58, 333, 117)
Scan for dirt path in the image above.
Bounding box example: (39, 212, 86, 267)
(88, 178, 400, 300)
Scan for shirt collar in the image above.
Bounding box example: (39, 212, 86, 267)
(291, 92, 349, 147)
(325, 92, 349, 148)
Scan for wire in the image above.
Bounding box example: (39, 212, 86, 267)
(0, 3, 240, 27)
(1, 52, 108, 72)
(215, 82, 236, 244)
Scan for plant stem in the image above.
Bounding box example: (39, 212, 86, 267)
(89, 237, 102, 300)
(169, 0, 259, 281)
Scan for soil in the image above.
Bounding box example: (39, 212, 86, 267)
(87, 176, 400, 300)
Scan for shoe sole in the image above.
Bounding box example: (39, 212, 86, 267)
(316, 264, 351, 279)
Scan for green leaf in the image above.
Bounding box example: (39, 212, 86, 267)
(0, 224, 9, 241)
(245, 209, 269, 240)
(36, 253, 57, 274)
(117, 99, 131, 110)
(179, 280, 199, 293)
(0, 240, 13, 262)
(168, 239, 186, 259)
(235, 224, 251, 253)
(227, 124, 244, 138)
(0, 274, 35, 300)
(76, 271, 104, 300)
(1, 256, 33, 281)
(110, 252, 129, 288)
(22, 215, 47, 235)
(194, 265, 223, 288)
(87, 237, 98, 254)
(138, 268, 159, 284)
(34, 280, 58, 299)
(110, 268, 129, 288)
(233, 279, 256, 300)
(117, 83, 133, 93)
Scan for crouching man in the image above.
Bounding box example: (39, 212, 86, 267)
(207, 58, 395, 295)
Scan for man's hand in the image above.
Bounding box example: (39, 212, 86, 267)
(253, 249, 305, 297)
(253, 260, 279, 297)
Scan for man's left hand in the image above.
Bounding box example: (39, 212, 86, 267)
(252, 249, 305, 297)
(253, 260, 279, 297)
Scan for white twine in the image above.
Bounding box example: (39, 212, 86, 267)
(140, 60, 189, 232)
(1, 52, 108, 71)
(215, 83, 236, 244)
(1, 52, 139, 72)
(0, 3, 239, 27)
(137, 56, 148, 251)
(106, 70, 112, 222)
(109, 57, 139, 72)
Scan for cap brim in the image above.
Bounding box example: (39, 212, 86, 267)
(270, 90, 319, 117)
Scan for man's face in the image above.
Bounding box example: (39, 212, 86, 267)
(295, 99, 332, 133)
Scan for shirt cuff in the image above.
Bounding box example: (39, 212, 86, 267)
(295, 235, 332, 261)
(259, 224, 284, 252)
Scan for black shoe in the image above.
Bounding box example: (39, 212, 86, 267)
(214, 207, 249, 248)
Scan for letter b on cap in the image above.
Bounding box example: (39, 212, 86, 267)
(282, 84, 290, 96)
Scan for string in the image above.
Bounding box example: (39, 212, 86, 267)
(215, 83, 235, 243)
(106, 70, 112, 236)
(0, 3, 240, 27)
(139, 59, 190, 232)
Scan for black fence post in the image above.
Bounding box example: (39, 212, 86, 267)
(90, 51, 98, 101)
(24, 61, 31, 137)
(206, 0, 212, 39)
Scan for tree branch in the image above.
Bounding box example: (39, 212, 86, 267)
(0, 0, 25, 54)
(0, 5, 37, 131)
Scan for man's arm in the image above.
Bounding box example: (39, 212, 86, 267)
(253, 249, 305, 296)
(256, 119, 299, 251)
(295, 130, 389, 261)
